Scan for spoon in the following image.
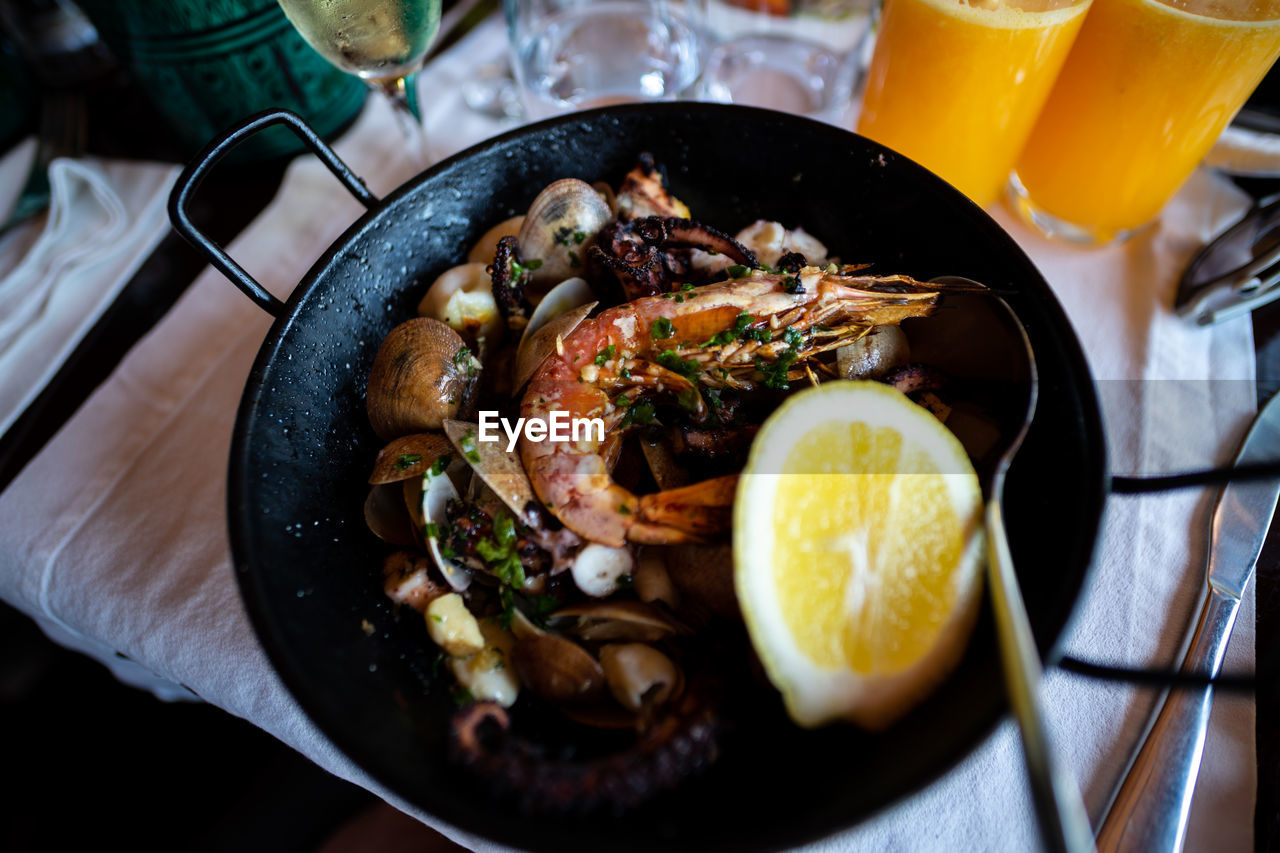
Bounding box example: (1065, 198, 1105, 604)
(925, 280, 1097, 853)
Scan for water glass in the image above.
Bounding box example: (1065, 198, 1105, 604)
(696, 0, 875, 123)
(504, 0, 703, 120)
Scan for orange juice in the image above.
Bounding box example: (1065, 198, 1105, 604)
(1014, 0, 1280, 240)
(857, 0, 1090, 207)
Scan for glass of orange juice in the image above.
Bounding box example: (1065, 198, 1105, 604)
(857, 0, 1092, 208)
(1012, 0, 1280, 244)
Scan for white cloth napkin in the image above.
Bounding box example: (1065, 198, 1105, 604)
(0, 147, 179, 438)
(0, 18, 1260, 852)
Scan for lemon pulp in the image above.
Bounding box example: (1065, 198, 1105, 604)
(735, 381, 985, 729)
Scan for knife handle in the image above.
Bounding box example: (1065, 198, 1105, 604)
(1095, 587, 1241, 853)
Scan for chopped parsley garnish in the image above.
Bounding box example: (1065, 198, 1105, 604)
(429, 454, 451, 476)
(755, 351, 797, 390)
(476, 511, 525, 590)
(676, 387, 701, 411)
(509, 257, 543, 279)
(782, 327, 804, 350)
(424, 522, 439, 539)
(573, 230, 586, 244)
(529, 594, 559, 627)
(782, 275, 804, 294)
(620, 400, 656, 427)
(394, 453, 422, 470)
(614, 394, 630, 407)
(594, 344, 616, 365)
(680, 282, 695, 292)
(568, 250, 580, 268)
(656, 350, 700, 381)
(460, 430, 480, 464)
(650, 317, 675, 339)
(451, 685, 475, 706)
(726, 264, 750, 278)
(618, 503, 632, 515)
(618, 367, 631, 379)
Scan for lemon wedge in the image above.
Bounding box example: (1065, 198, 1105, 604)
(734, 380, 985, 729)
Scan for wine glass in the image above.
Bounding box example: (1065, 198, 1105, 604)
(276, 0, 442, 159)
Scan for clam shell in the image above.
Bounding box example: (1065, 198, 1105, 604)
(442, 419, 539, 527)
(368, 433, 454, 484)
(366, 318, 475, 440)
(549, 599, 679, 642)
(417, 262, 503, 348)
(511, 633, 606, 704)
(517, 179, 612, 286)
(420, 467, 472, 592)
(467, 215, 524, 264)
(363, 484, 418, 547)
(512, 300, 596, 392)
(525, 276, 595, 339)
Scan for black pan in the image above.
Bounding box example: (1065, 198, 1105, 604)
(170, 104, 1108, 852)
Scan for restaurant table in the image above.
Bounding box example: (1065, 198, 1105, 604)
(0, 14, 1275, 852)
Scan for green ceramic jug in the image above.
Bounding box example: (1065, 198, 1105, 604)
(76, 0, 367, 162)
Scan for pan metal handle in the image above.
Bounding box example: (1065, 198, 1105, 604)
(167, 109, 379, 318)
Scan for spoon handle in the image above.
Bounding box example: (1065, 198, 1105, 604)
(987, 499, 1097, 853)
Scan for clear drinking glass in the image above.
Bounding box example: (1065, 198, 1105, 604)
(856, 0, 1092, 208)
(1011, 0, 1280, 244)
(504, 0, 703, 120)
(277, 0, 442, 156)
(696, 0, 876, 124)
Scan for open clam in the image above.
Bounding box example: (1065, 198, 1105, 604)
(549, 599, 680, 643)
(368, 433, 454, 484)
(418, 263, 504, 349)
(420, 465, 473, 592)
(364, 484, 419, 547)
(511, 633, 606, 704)
(513, 299, 596, 392)
(467, 215, 524, 264)
(517, 179, 613, 287)
(443, 419, 539, 527)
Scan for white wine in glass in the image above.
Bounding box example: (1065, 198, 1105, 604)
(277, 0, 442, 143)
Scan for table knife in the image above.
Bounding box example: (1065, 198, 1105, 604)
(1096, 392, 1280, 852)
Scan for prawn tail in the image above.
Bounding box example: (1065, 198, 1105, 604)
(630, 475, 739, 544)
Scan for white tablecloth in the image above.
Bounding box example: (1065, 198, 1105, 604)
(0, 16, 1260, 852)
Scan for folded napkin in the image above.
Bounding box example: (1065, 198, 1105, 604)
(0, 147, 179, 438)
(0, 20, 1260, 852)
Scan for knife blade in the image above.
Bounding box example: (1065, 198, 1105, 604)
(1096, 391, 1280, 853)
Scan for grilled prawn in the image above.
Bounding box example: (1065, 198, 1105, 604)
(519, 268, 973, 546)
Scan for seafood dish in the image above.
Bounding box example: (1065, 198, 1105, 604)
(360, 154, 993, 814)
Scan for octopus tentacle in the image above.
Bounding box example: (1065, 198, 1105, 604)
(449, 690, 721, 815)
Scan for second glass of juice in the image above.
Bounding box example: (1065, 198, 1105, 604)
(1011, 0, 1280, 244)
(857, 0, 1092, 208)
